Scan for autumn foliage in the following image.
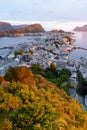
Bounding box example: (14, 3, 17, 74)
(4, 66, 33, 84)
(0, 75, 4, 83)
(0, 66, 87, 130)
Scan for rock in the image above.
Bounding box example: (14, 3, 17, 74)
(8, 54, 15, 59)
(15, 58, 20, 62)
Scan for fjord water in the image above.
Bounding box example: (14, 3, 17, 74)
(69, 32, 87, 60)
(0, 36, 37, 48)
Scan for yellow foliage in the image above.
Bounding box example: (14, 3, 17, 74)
(7, 95, 22, 110)
(0, 119, 12, 130)
(33, 123, 41, 130)
(0, 94, 22, 111)
(0, 73, 87, 130)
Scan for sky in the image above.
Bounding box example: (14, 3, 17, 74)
(0, 0, 87, 31)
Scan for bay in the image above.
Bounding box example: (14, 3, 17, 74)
(69, 32, 87, 60)
(0, 36, 40, 48)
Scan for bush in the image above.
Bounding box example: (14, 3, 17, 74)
(14, 49, 24, 57)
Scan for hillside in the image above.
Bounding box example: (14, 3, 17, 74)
(0, 66, 87, 130)
(74, 25, 87, 31)
(6, 24, 45, 36)
(15, 24, 45, 33)
(0, 22, 45, 36)
(0, 22, 13, 32)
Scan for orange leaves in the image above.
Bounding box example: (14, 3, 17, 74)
(17, 66, 33, 84)
(0, 75, 4, 84)
(4, 66, 33, 84)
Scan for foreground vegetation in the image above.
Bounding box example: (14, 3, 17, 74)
(0, 66, 87, 130)
(31, 63, 71, 95)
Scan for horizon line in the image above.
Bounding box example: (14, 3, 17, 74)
(0, 20, 87, 31)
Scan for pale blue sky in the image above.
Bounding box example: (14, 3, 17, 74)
(0, 0, 87, 30)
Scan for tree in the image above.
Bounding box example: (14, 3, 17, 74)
(50, 62, 58, 77)
(14, 49, 24, 57)
(31, 64, 43, 74)
(50, 62, 57, 71)
(4, 66, 18, 82)
(4, 66, 33, 84)
(17, 66, 33, 84)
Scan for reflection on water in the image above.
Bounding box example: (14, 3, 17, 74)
(74, 32, 87, 48)
(69, 32, 87, 60)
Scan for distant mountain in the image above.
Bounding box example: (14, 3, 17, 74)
(12, 24, 28, 29)
(6, 24, 45, 36)
(0, 22, 13, 32)
(74, 25, 87, 31)
(15, 24, 45, 33)
(0, 22, 45, 36)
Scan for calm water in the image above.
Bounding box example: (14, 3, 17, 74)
(69, 32, 87, 60)
(0, 36, 40, 48)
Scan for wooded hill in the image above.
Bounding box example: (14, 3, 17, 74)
(0, 66, 87, 130)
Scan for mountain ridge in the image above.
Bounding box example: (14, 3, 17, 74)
(73, 24, 87, 31)
(0, 22, 45, 35)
